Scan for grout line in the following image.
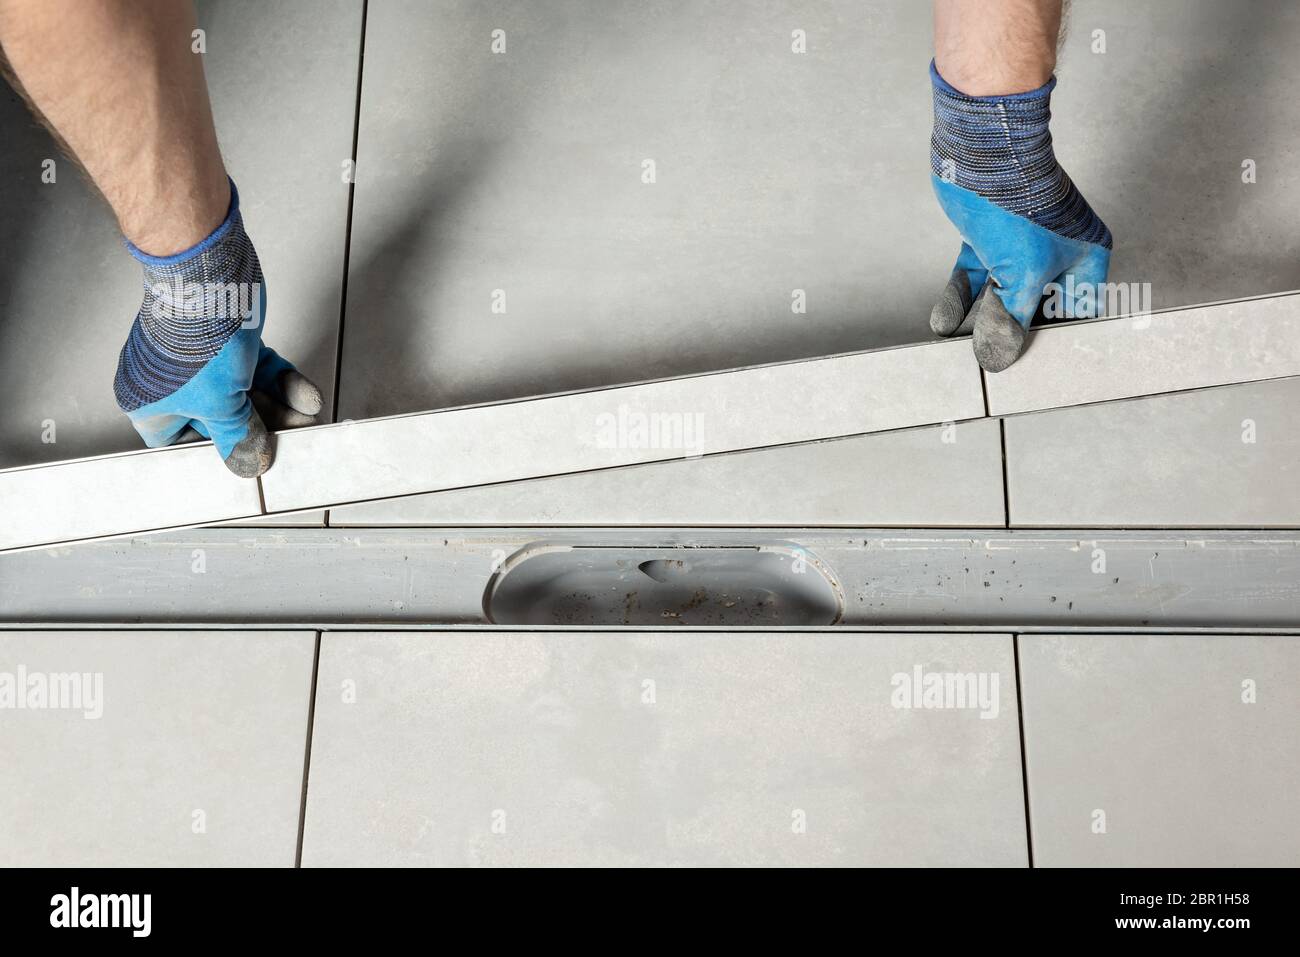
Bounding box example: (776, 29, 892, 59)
(1012, 633, 1035, 868)
(999, 418, 1010, 529)
(987, 356, 1019, 522)
(984, 359, 1015, 526)
(327, 0, 369, 426)
(294, 630, 323, 868)
(984, 358, 1009, 528)
(255, 474, 268, 515)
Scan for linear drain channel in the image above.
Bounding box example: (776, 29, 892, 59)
(484, 543, 844, 626)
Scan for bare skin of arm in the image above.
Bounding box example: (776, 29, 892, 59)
(933, 0, 1064, 95)
(0, 0, 229, 256)
(0, 0, 321, 478)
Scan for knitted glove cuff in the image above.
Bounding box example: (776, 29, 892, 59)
(929, 60, 1112, 249)
(114, 178, 264, 412)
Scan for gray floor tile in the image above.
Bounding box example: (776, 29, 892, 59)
(985, 298, 1300, 416)
(339, 0, 1300, 422)
(8, 0, 1300, 470)
(0, 0, 361, 468)
(262, 339, 984, 513)
(1005, 378, 1300, 527)
(0, 445, 262, 552)
(301, 630, 1026, 866)
(0, 630, 316, 866)
(1019, 633, 1300, 867)
(1053, 2, 1300, 310)
(328, 417, 1005, 526)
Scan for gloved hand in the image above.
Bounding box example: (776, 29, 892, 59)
(113, 179, 322, 477)
(927, 61, 1112, 371)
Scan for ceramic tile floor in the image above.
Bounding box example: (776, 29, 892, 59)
(336, 0, 1300, 421)
(4, 0, 1300, 467)
(1019, 633, 1300, 867)
(302, 631, 1028, 866)
(2, 1, 1299, 867)
(1005, 377, 1300, 528)
(260, 338, 984, 513)
(3, 627, 1296, 867)
(326, 417, 1007, 527)
(0, 630, 315, 866)
(984, 295, 1300, 416)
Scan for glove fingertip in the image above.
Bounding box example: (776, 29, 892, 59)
(931, 264, 981, 338)
(972, 291, 1030, 373)
(280, 370, 323, 417)
(930, 285, 969, 336)
(222, 411, 273, 479)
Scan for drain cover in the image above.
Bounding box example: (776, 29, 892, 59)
(484, 543, 843, 626)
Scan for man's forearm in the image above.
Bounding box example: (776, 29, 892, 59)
(0, 0, 228, 256)
(933, 0, 1064, 95)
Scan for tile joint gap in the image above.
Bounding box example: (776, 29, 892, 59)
(326, 0, 369, 426)
(1012, 633, 1035, 868)
(293, 631, 323, 868)
(999, 419, 1010, 529)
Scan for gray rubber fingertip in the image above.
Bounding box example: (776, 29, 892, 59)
(277, 408, 317, 429)
(223, 415, 273, 478)
(929, 271, 972, 337)
(280, 370, 323, 416)
(972, 297, 1028, 373)
(929, 296, 966, 336)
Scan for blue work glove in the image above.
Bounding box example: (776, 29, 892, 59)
(113, 179, 321, 477)
(928, 61, 1113, 371)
